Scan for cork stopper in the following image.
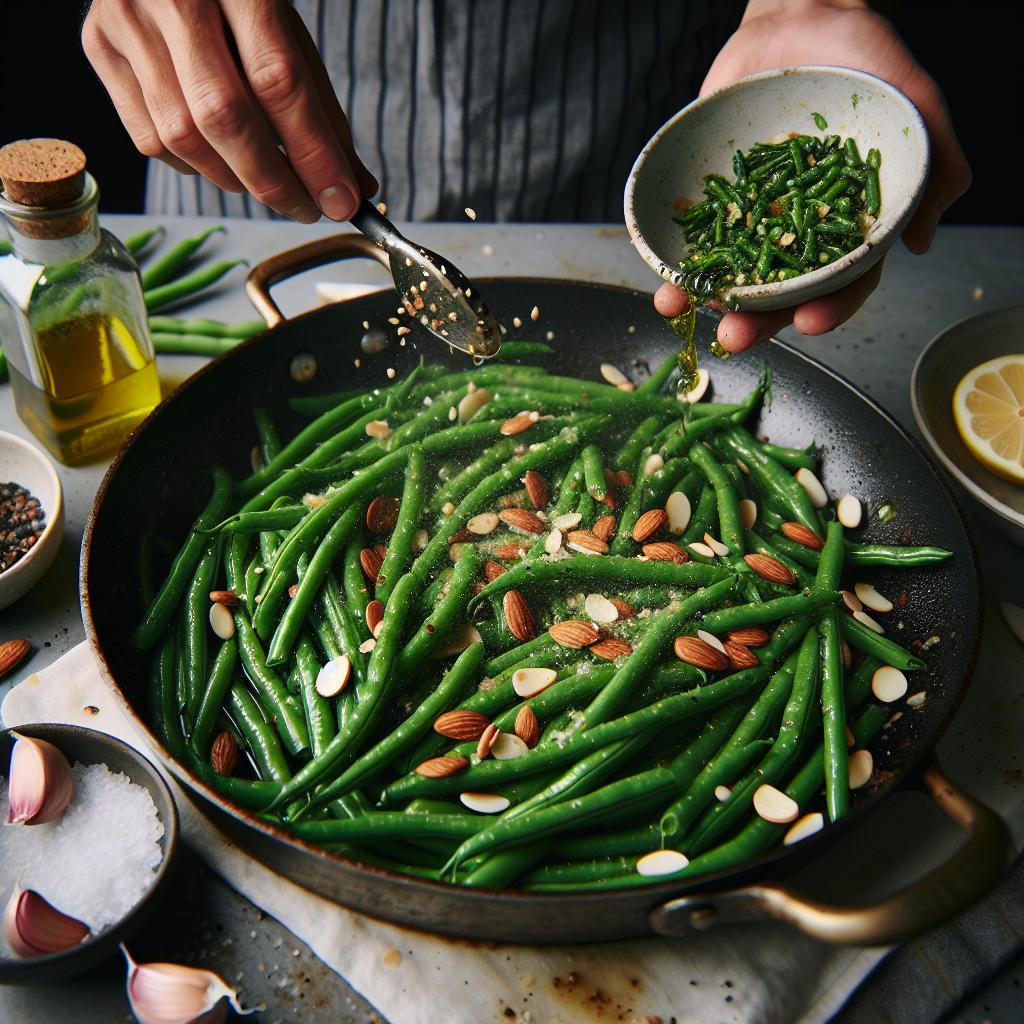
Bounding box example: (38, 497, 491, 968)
(0, 139, 90, 240)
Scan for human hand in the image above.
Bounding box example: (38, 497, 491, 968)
(83, 0, 376, 223)
(655, 0, 971, 352)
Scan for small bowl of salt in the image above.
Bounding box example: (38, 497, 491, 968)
(0, 723, 178, 983)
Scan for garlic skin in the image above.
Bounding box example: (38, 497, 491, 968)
(6, 733, 75, 826)
(3, 886, 89, 958)
(123, 946, 253, 1024)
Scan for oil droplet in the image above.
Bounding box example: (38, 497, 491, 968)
(668, 301, 698, 395)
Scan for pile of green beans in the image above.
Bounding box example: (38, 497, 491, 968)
(137, 349, 950, 891)
(673, 132, 882, 300)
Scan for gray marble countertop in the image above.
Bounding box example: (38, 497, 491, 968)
(2, 216, 1023, 1023)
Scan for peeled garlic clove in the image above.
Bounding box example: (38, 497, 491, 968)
(6, 732, 75, 826)
(123, 946, 252, 1024)
(3, 886, 89, 958)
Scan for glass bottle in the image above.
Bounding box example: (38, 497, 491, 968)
(0, 138, 160, 465)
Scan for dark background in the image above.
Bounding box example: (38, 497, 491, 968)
(1, 0, 1019, 225)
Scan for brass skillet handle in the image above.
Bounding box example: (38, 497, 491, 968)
(245, 232, 389, 328)
(650, 758, 1011, 946)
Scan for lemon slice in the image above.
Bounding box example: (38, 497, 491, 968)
(953, 354, 1024, 483)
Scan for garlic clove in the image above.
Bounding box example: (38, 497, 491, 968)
(6, 732, 75, 826)
(3, 886, 89, 958)
(123, 945, 253, 1024)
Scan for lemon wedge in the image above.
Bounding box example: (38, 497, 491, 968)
(953, 354, 1024, 483)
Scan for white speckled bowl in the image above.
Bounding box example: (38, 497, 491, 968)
(0, 431, 64, 611)
(625, 65, 930, 310)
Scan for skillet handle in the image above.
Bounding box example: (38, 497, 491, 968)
(650, 757, 1010, 946)
(245, 233, 390, 328)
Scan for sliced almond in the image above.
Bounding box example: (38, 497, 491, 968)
(590, 637, 633, 661)
(549, 620, 602, 648)
(836, 494, 863, 528)
(841, 589, 863, 613)
(500, 414, 535, 436)
(688, 541, 716, 559)
(723, 640, 760, 670)
(678, 367, 710, 403)
(780, 521, 824, 550)
(636, 849, 689, 877)
(514, 704, 540, 748)
(460, 792, 510, 814)
(491, 732, 530, 760)
(753, 783, 799, 823)
(784, 812, 824, 846)
(673, 635, 728, 671)
(358, 637, 377, 654)
(566, 530, 608, 555)
(592, 514, 617, 543)
(499, 508, 545, 535)
(512, 666, 557, 698)
(458, 386, 491, 423)
(642, 452, 664, 477)
(544, 529, 563, 555)
(854, 582, 893, 613)
(1000, 602, 1024, 644)
(871, 665, 908, 703)
(476, 723, 500, 760)
(316, 655, 352, 697)
(744, 553, 796, 585)
(841, 639, 852, 669)
(552, 512, 583, 531)
(434, 709, 490, 740)
(727, 627, 770, 647)
(503, 589, 536, 642)
(609, 597, 636, 620)
(430, 623, 484, 658)
(467, 512, 500, 536)
(696, 629, 726, 655)
(366, 495, 400, 533)
(848, 749, 873, 789)
(703, 533, 730, 557)
(714, 785, 732, 802)
(584, 593, 619, 624)
(665, 491, 692, 535)
(209, 602, 235, 640)
(738, 498, 758, 530)
(795, 468, 828, 508)
(414, 755, 469, 778)
(600, 363, 632, 388)
(907, 690, 928, 708)
(365, 419, 392, 440)
(632, 508, 668, 543)
(523, 470, 548, 510)
(643, 541, 689, 564)
(853, 609, 885, 633)
(365, 599, 385, 636)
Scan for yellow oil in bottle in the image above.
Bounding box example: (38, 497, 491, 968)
(8, 311, 161, 465)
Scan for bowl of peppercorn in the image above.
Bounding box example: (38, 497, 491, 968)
(0, 432, 63, 610)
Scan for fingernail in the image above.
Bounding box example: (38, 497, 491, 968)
(318, 184, 359, 222)
(287, 203, 321, 224)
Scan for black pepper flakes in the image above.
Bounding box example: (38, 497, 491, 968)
(0, 482, 47, 573)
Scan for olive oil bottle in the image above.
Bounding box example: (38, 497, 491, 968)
(0, 139, 159, 465)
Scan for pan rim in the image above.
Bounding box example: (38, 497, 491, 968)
(80, 276, 983, 915)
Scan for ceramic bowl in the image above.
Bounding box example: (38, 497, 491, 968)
(912, 305, 1024, 547)
(625, 65, 930, 310)
(0, 431, 64, 611)
(0, 724, 178, 984)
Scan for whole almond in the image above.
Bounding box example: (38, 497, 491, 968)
(210, 730, 238, 777)
(724, 640, 760, 670)
(632, 508, 668, 543)
(483, 559, 507, 582)
(365, 599, 385, 636)
(609, 597, 636, 620)
(780, 521, 824, 551)
(600, 491, 616, 510)
(0, 639, 31, 679)
(209, 590, 239, 608)
(673, 635, 729, 670)
(515, 705, 540, 748)
(500, 414, 534, 436)
(477, 723, 500, 760)
(642, 542, 689, 564)
(616, 470, 633, 487)
(566, 530, 609, 555)
(592, 514, 617, 543)
(503, 589, 536, 642)
(744, 552, 796, 585)
(492, 542, 528, 560)
(359, 546, 384, 583)
(366, 495, 401, 533)
(727, 627, 771, 647)
(549, 620, 602, 648)
(590, 636, 634, 661)
(433, 709, 491, 740)
(414, 755, 470, 778)
(499, 508, 545, 535)
(523, 470, 549, 510)
(447, 528, 477, 544)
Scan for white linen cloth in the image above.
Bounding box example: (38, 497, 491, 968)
(5, 638, 1022, 1024)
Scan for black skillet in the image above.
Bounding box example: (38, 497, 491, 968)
(81, 234, 1009, 946)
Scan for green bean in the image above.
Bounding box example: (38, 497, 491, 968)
(760, 441, 817, 471)
(343, 532, 372, 626)
(124, 226, 163, 257)
(147, 316, 266, 339)
(253, 408, 281, 465)
(681, 483, 717, 543)
(426, 439, 519, 517)
(581, 445, 607, 500)
(840, 614, 926, 671)
(151, 633, 186, 759)
(488, 341, 556, 361)
(376, 446, 426, 603)
(213, 505, 307, 535)
(144, 259, 246, 311)
(699, 589, 837, 634)
(293, 637, 335, 757)
(845, 542, 952, 567)
(227, 683, 292, 783)
(637, 353, 678, 395)
(140, 224, 225, 290)
(190, 640, 239, 755)
(183, 540, 219, 718)
(866, 167, 881, 216)
(285, 811, 484, 845)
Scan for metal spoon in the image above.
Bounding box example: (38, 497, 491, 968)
(350, 202, 501, 358)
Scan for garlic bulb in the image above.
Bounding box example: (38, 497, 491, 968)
(3, 886, 89, 957)
(123, 946, 253, 1024)
(6, 733, 75, 826)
